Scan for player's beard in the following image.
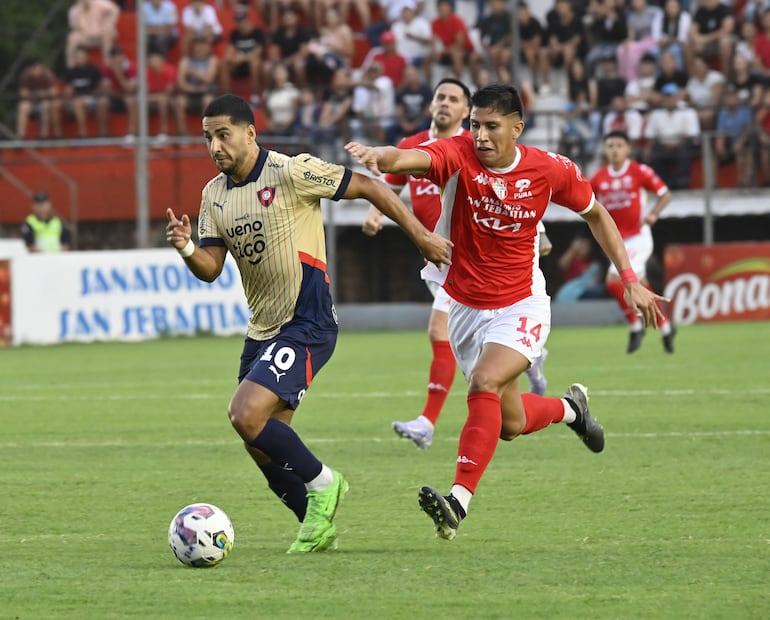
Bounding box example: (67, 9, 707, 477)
(215, 157, 239, 177)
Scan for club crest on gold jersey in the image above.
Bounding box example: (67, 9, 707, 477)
(258, 186, 275, 207)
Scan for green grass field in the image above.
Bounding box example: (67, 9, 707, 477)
(1, 323, 768, 619)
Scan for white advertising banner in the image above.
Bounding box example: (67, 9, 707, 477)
(10, 249, 250, 345)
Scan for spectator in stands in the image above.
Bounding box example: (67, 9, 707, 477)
(175, 37, 220, 137)
(652, 0, 690, 72)
(755, 88, 770, 184)
(360, 30, 407, 88)
(181, 0, 223, 53)
(390, 64, 432, 142)
(62, 46, 109, 138)
(617, 0, 662, 83)
(626, 52, 658, 112)
(643, 83, 700, 189)
(736, 19, 761, 72)
(316, 0, 371, 31)
(430, 0, 474, 80)
(685, 54, 725, 131)
(143, 0, 180, 58)
(584, 0, 627, 79)
(686, 0, 735, 76)
(567, 56, 591, 112)
(518, 2, 544, 92)
(256, 0, 313, 32)
(16, 58, 62, 140)
(305, 6, 353, 87)
(556, 101, 594, 170)
(727, 52, 764, 110)
(66, 0, 120, 68)
(651, 50, 689, 107)
(101, 45, 138, 142)
(146, 51, 177, 140)
(602, 94, 643, 143)
(315, 6, 354, 68)
(351, 61, 395, 143)
(755, 10, 770, 76)
(469, 0, 512, 86)
(391, 2, 432, 82)
(21, 192, 72, 253)
(314, 67, 354, 160)
(554, 234, 606, 302)
(588, 55, 627, 139)
(267, 6, 314, 86)
(220, 7, 266, 97)
(538, 0, 586, 94)
(262, 63, 301, 137)
(714, 86, 755, 187)
(293, 86, 319, 141)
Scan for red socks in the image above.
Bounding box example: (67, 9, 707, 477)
(454, 392, 502, 494)
(606, 280, 638, 324)
(521, 393, 566, 434)
(607, 280, 670, 327)
(421, 340, 456, 426)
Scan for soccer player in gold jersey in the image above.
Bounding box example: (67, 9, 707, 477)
(166, 94, 452, 553)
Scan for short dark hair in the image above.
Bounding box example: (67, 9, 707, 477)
(203, 94, 255, 126)
(435, 77, 471, 107)
(471, 84, 524, 119)
(604, 130, 630, 143)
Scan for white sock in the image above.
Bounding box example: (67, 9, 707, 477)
(661, 322, 672, 336)
(561, 399, 576, 424)
(417, 415, 435, 431)
(450, 484, 473, 514)
(630, 319, 643, 332)
(305, 464, 334, 491)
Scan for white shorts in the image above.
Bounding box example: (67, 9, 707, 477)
(448, 295, 551, 379)
(425, 280, 452, 313)
(607, 225, 653, 280)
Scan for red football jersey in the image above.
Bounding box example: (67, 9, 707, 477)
(416, 135, 595, 309)
(384, 127, 470, 231)
(590, 159, 668, 238)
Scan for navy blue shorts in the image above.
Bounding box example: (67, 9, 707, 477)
(237, 321, 338, 410)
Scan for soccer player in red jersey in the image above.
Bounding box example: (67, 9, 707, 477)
(346, 84, 665, 540)
(590, 131, 676, 353)
(166, 94, 451, 553)
(362, 79, 551, 451)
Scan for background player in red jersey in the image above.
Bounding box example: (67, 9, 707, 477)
(361, 78, 471, 450)
(590, 131, 676, 354)
(362, 79, 552, 451)
(346, 85, 665, 540)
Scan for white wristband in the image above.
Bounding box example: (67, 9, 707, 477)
(177, 239, 195, 258)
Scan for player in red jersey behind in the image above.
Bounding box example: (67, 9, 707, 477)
(346, 85, 665, 540)
(362, 78, 551, 451)
(590, 131, 676, 353)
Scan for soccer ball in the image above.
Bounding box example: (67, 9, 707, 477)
(168, 503, 235, 568)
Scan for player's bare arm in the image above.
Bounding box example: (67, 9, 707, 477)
(345, 143, 431, 177)
(644, 190, 672, 226)
(166, 207, 227, 282)
(581, 201, 667, 328)
(344, 173, 452, 269)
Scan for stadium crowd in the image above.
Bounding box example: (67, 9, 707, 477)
(10, 0, 770, 187)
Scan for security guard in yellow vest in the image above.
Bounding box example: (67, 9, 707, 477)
(20, 192, 71, 252)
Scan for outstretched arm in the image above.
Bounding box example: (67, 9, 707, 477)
(344, 173, 451, 269)
(581, 201, 667, 328)
(345, 142, 431, 177)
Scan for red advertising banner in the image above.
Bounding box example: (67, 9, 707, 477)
(0, 259, 10, 345)
(663, 243, 770, 324)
